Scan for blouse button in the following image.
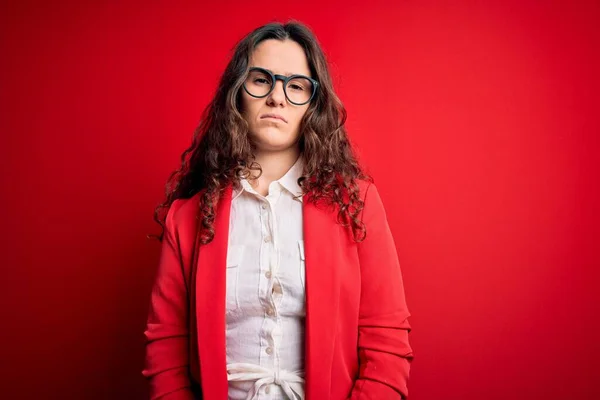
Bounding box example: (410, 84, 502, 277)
(265, 271, 272, 279)
(261, 204, 267, 210)
(264, 236, 271, 243)
(266, 347, 273, 355)
(266, 307, 275, 316)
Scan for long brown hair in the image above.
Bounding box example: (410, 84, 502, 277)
(149, 20, 373, 244)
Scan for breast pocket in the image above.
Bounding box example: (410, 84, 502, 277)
(226, 244, 245, 315)
(298, 240, 306, 291)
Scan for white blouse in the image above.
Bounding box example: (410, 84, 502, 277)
(225, 154, 306, 400)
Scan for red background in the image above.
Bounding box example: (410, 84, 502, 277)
(1, 1, 598, 399)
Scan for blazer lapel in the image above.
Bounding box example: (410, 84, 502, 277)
(195, 183, 233, 399)
(303, 197, 341, 399)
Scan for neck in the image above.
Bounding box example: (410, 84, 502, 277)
(247, 146, 301, 189)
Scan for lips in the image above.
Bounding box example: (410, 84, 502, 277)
(260, 114, 287, 123)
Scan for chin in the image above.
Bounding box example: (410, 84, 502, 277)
(251, 129, 292, 147)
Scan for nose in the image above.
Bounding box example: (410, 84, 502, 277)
(266, 79, 286, 106)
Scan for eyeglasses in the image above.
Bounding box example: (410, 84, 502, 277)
(243, 67, 319, 106)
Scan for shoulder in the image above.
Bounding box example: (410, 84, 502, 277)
(165, 192, 203, 231)
(356, 178, 372, 194)
(355, 178, 387, 222)
(355, 178, 378, 204)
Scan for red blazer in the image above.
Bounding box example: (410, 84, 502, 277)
(142, 180, 414, 399)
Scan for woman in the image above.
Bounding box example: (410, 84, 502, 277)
(142, 21, 414, 400)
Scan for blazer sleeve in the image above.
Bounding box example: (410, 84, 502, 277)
(142, 199, 196, 400)
(349, 182, 414, 399)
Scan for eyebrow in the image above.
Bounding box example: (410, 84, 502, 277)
(252, 66, 309, 77)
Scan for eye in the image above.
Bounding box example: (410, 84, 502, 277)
(288, 77, 311, 92)
(288, 83, 305, 91)
(248, 70, 272, 86)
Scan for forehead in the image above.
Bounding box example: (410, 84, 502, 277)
(249, 39, 311, 77)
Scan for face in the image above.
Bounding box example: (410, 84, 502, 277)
(240, 39, 312, 153)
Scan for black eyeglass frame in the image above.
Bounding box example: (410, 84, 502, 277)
(242, 67, 320, 106)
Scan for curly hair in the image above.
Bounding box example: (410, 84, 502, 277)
(149, 20, 373, 245)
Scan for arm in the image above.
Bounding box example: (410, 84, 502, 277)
(142, 200, 196, 400)
(349, 183, 414, 399)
